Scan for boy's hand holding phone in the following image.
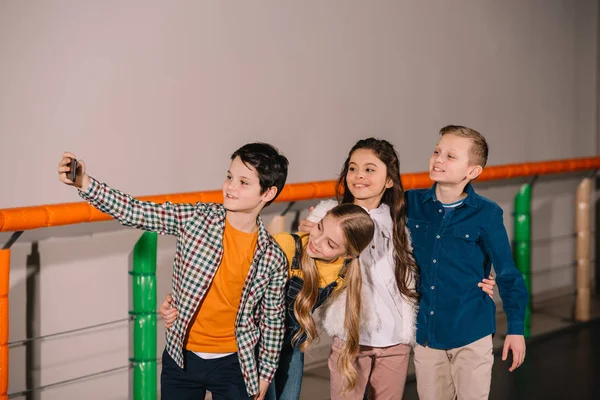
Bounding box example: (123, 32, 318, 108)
(57, 152, 90, 190)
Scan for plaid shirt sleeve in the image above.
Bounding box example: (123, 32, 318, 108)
(257, 248, 287, 383)
(78, 177, 199, 236)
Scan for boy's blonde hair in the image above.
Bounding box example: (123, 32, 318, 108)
(440, 125, 489, 168)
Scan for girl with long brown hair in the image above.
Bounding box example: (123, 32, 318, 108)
(320, 138, 419, 399)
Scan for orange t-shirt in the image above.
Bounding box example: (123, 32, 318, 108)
(185, 219, 258, 353)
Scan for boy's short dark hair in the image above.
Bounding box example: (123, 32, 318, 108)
(231, 142, 289, 206)
(440, 125, 489, 168)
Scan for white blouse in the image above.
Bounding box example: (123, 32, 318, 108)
(320, 203, 417, 347)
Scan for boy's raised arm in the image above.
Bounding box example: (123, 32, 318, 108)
(58, 152, 199, 236)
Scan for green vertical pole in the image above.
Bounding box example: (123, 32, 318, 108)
(514, 184, 532, 338)
(130, 232, 158, 400)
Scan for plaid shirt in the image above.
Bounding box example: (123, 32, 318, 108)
(79, 177, 287, 396)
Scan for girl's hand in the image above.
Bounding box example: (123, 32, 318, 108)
(478, 275, 496, 298)
(298, 207, 316, 232)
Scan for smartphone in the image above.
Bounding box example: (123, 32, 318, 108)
(68, 158, 78, 182)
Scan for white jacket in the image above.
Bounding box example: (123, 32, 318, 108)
(317, 203, 418, 346)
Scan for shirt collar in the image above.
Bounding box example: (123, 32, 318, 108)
(424, 183, 478, 208)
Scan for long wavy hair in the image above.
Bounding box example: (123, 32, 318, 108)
(336, 138, 419, 305)
(292, 203, 374, 390)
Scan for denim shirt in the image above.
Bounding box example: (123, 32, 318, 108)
(406, 183, 529, 349)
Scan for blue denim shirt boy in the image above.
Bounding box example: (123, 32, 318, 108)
(408, 126, 528, 400)
(407, 183, 529, 349)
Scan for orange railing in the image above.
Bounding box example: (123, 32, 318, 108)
(0, 156, 599, 398)
(1, 156, 600, 233)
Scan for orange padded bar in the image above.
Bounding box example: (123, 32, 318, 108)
(1, 156, 599, 232)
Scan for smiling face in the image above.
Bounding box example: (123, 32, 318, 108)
(429, 133, 482, 185)
(222, 156, 273, 213)
(345, 148, 393, 209)
(305, 214, 348, 261)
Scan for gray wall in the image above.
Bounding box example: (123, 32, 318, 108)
(0, 1, 597, 398)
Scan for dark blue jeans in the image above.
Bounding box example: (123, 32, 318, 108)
(161, 349, 252, 400)
(266, 341, 305, 400)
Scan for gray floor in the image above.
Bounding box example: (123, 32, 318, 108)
(299, 293, 600, 399)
